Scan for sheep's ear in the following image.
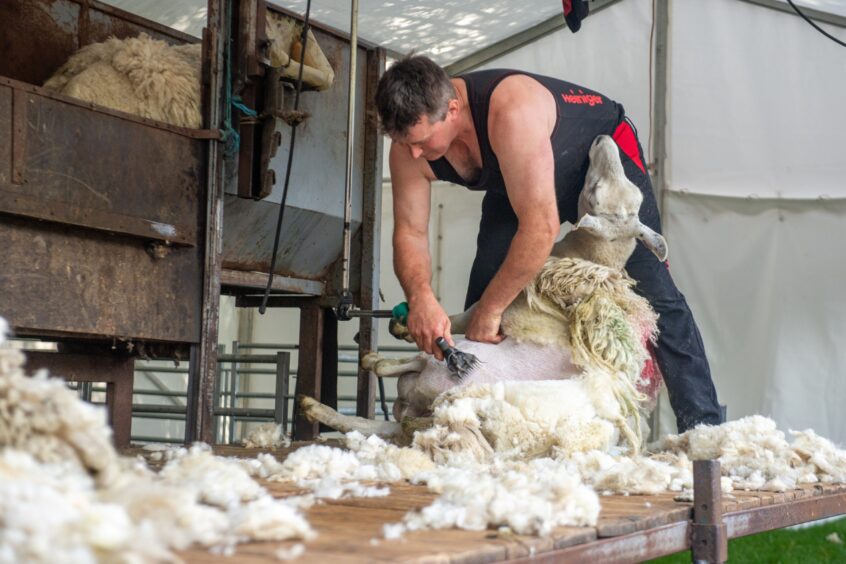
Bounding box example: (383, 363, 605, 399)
(575, 213, 606, 237)
(637, 223, 668, 262)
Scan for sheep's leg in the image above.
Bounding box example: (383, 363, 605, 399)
(361, 351, 427, 377)
(299, 395, 402, 437)
(448, 303, 477, 335)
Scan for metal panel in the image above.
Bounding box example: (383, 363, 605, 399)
(0, 83, 203, 246)
(222, 21, 372, 288)
(0, 215, 202, 342)
(223, 196, 358, 278)
(0, 0, 81, 86)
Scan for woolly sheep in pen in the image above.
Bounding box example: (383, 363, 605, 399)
(41, 12, 334, 128)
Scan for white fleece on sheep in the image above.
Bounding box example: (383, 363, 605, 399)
(43, 34, 202, 128)
(412, 376, 630, 464)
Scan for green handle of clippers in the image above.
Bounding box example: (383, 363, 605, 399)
(391, 301, 409, 324)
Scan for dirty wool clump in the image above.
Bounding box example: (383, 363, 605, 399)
(0, 325, 313, 562)
(242, 422, 292, 449)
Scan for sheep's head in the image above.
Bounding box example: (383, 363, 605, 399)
(575, 135, 668, 262)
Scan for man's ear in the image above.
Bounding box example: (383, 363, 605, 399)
(447, 98, 460, 118)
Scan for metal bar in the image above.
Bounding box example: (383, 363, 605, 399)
(737, 0, 846, 28)
(653, 0, 670, 216)
(0, 77, 221, 140)
(445, 0, 624, 75)
(11, 89, 26, 185)
(217, 354, 282, 363)
(356, 46, 386, 419)
(229, 340, 239, 443)
(340, 0, 359, 295)
(0, 191, 196, 246)
(135, 366, 189, 374)
(213, 343, 224, 444)
(105, 359, 134, 448)
(184, 345, 200, 443)
(692, 460, 728, 563)
(509, 522, 688, 563)
(321, 308, 339, 421)
(275, 351, 290, 429)
(192, 0, 228, 444)
(725, 491, 846, 538)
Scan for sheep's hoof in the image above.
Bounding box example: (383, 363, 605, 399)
(298, 394, 319, 422)
(360, 351, 380, 371)
(388, 318, 414, 343)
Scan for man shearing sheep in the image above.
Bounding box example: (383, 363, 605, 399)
(374, 55, 720, 432)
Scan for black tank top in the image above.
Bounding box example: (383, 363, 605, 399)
(428, 69, 626, 224)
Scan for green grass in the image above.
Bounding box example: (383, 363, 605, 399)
(648, 517, 846, 563)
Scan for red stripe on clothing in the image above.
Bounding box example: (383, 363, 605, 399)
(562, 0, 573, 15)
(612, 121, 646, 174)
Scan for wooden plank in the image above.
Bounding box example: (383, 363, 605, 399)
(596, 494, 691, 537)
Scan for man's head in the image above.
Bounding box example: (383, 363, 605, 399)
(375, 55, 459, 159)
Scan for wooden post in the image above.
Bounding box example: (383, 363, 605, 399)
(294, 303, 324, 439)
(692, 459, 728, 563)
(25, 351, 134, 448)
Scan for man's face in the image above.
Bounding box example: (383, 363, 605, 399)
(394, 110, 454, 161)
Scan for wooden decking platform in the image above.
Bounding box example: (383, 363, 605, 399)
(124, 445, 846, 563)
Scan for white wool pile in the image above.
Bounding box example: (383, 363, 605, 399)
(0, 345, 121, 483)
(412, 377, 632, 464)
(0, 326, 313, 562)
(790, 429, 846, 483)
(242, 422, 291, 449)
(393, 460, 600, 537)
(658, 415, 823, 491)
(43, 34, 202, 128)
(566, 450, 694, 495)
(255, 433, 434, 500)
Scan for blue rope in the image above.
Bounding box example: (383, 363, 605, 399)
(219, 2, 258, 159)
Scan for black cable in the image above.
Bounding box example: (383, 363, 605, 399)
(260, 0, 313, 314)
(378, 377, 389, 421)
(786, 0, 846, 48)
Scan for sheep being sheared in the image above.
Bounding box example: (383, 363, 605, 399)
(303, 135, 668, 458)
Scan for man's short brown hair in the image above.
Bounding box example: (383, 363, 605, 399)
(375, 55, 455, 138)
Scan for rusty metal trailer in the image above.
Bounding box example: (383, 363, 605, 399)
(0, 0, 384, 446)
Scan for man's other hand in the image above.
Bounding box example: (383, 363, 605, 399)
(465, 307, 505, 344)
(407, 296, 453, 360)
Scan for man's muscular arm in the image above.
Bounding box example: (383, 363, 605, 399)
(466, 76, 560, 343)
(390, 142, 452, 359)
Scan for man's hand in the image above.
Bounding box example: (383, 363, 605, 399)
(465, 306, 505, 344)
(407, 295, 453, 360)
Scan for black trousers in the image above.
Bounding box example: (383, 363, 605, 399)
(464, 152, 722, 433)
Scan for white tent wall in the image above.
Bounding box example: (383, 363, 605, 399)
(661, 0, 846, 442)
(475, 0, 655, 155)
(669, 0, 846, 199)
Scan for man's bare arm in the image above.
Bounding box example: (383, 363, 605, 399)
(390, 142, 452, 358)
(467, 76, 560, 342)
